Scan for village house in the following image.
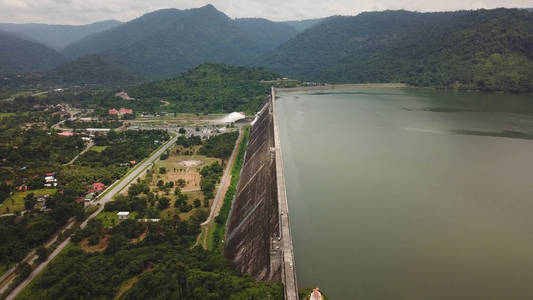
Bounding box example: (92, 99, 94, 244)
(109, 108, 133, 116)
(117, 211, 130, 220)
(44, 172, 57, 187)
(58, 131, 74, 136)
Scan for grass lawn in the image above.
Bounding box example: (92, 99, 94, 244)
(0, 188, 57, 214)
(97, 211, 138, 228)
(89, 145, 108, 152)
(0, 112, 15, 119)
(160, 190, 208, 220)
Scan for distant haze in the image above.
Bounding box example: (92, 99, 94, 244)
(0, 0, 531, 24)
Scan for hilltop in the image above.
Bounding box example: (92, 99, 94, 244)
(262, 8, 533, 92)
(61, 5, 295, 79)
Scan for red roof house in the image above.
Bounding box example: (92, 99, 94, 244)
(119, 108, 133, 115)
(109, 108, 119, 115)
(92, 182, 105, 191)
(58, 131, 74, 136)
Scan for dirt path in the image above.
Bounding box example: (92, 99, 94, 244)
(64, 141, 94, 165)
(199, 127, 243, 249)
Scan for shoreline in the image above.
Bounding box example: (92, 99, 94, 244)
(276, 83, 407, 92)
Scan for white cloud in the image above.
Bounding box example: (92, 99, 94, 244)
(0, 0, 531, 24)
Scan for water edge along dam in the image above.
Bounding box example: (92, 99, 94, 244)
(225, 87, 299, 300)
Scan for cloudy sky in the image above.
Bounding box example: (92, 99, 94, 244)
(0, 0, 532, 24)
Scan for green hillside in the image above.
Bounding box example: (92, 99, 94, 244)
(0, 20, 121, 51)
(128, 63, 279, 113)
(60, 5, 296, 80)
(46, 55, 141, 86)
(263, 8, 533, 92)
(0, 30, 66, 74)
(235, 18, 299, 50)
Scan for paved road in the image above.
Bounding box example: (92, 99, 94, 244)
(201, 127, 243, 227)
(5, 134, 178, 300)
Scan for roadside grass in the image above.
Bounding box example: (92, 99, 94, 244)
(89, 145, 108, 152)
(96, 211, 138, 228)
(0, 188, 57, 214)
(206, 222, 216, 251)
(206, 126, 249, 252)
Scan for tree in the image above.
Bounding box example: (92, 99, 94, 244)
(24, 193, 36, 210)
(15, 262, 32, 280)
(193, 199, 201, 208)
(157, 197, 170, 210)
(176, 179, 186, 188)
(36, 246, 48, 263)
(178, 128, 186, 134)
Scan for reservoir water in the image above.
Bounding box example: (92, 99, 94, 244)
(276, 88, 533, 300)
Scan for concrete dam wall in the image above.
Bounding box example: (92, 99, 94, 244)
(225, 88, 298, 299)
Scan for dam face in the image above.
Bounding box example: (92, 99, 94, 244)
(225, 89, 298, 299)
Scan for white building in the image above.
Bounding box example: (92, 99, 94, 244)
(117, 211, 130, 220)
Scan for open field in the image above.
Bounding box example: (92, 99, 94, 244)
(130, 113, 226, 127)
(96, 211, 138, 228)
(0, 113, 15, 119)
(155, 150, 220, 191)
(145, 145, 222, 220)
(89, 145, 108, 152)
(0, 188, 57, 214)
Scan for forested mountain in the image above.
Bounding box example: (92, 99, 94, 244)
(0, 20, 121, 51)
(263, 8, 533, 92)
(0, 30, 66, 73)
(61, 5, 280, 79)
(127, 63, 279, 113)
(45, 55, 141, 86)
(283, 18, 324, 32)
(235, 18, 299, 50)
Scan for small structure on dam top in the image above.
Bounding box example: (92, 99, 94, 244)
(224, 88, 299, 300)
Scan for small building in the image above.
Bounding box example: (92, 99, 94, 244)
(58, 131, 74, 136)
(109, 108, 119, 115)
(44, 173, 57, 186)
(85, 193, 95, 202)
(119, 108, 133, 115)
(117, 211, 130, 220)
(92, 182, 105, 192)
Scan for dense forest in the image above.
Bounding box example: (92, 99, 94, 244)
(19, 218, 283, 299)
(127, 63, 278, 114)
(263, 8, 533, 92)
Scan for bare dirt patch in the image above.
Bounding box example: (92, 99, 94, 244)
(177, 159, 204, 167)
(130, 231, 147, 244)
(80, 235, 110, 252)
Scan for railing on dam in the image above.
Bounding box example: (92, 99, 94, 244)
(224, 87, 299, 300)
